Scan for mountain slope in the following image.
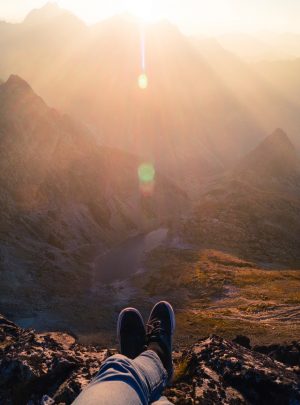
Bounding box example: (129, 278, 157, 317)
(254, 57, 300, 110)
(216, 32, 289, 62)
(0, 4, 269, 191)
(2, 4, 300, 190)
(184, 130, 300, 264)
(220, 31, 300, 62)
(0, 75, 187, 324)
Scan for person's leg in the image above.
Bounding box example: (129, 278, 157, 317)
(72, 302, 175, 405)
(72, 350, 168, 405)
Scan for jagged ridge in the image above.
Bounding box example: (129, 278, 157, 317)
(0, 315, 299, 405)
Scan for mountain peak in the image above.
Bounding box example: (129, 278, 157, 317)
(24, 2, 61, 21)
(0, 75, 46, 112)
(37, 1, 60, 11)
(2, 75, 33, 95)
(236, 129, 299, 179)
(265, 128, 294, 148)
(255, 128, 296, 160)
(6, 74, 31, 88)
(23, 2, 84, 27)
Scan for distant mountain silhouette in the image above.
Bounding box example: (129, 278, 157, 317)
(216, 33, 289, 62)
(236, 128, 300, 182)
(185, 130, 300, 264)
(24, 2, 76, 24)
(0, 75, 187, 320)
(221, 31, 300, 61)
(190, 37, 300, 153)
(254, 57, 300, 120)
(0, 4, 271, 192)
(1, 4, 300, 182)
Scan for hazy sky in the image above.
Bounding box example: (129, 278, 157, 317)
(1, 0, 300, 35)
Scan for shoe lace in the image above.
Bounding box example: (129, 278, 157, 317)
(146, 318, 164, 341)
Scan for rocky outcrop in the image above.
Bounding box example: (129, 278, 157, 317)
(168, 336, 300, 405)
(1, 315, 299, 405)
(0, 315, 109, 405)
(255, 341, 300, 368)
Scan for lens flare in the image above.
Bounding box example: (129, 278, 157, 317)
(138, 73, 148, 89)
(138, 163, 155, 183)
(138, 163, 155, 196)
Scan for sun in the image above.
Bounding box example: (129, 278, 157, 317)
(125, 0, 158, 22)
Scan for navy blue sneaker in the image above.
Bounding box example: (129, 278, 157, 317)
(146, 301, 175, 382)
(117, 308, 146, 359)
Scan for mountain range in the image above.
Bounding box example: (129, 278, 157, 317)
(4, 3, 300, 192)
(216, 32, 300, 62)
(0, 2, 300, 349)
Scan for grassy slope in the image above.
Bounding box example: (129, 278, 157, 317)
(133, 247, 300, 345)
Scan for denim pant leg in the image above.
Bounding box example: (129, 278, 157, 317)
(72, 350, 169, 405)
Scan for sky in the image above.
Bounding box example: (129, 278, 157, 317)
(1, 0, 300, 35)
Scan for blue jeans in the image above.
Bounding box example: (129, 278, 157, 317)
(72, 350, 173, 405)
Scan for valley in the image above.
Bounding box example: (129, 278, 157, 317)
(0, 3, 300, 353)
(91, 227, 168, 285)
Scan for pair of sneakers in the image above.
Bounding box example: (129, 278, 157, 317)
(117, 301, 175, 381)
